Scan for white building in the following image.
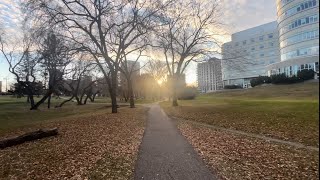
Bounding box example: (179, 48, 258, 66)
(222, 21, 281, 88)
(197, 58, 223, 93)
(267, 0, 319, 78)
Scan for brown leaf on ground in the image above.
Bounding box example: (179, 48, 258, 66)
(0, 107, 147, 180)
(178, 121, 319, 180)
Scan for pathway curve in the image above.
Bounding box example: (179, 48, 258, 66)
(134, 104, 216, 180)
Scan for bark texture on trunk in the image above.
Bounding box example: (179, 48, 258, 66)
(110, 72, 118, 113)
(128, 79, 135, 108)
(55, 96, 74, 108)
(30, 90, 53, 110)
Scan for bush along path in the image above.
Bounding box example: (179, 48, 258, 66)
(134, 104, 216, 180)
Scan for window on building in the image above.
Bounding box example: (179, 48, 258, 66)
(259, 36, 264, 41)
(243, 40, 247, 45)
(251, 47, 255, 51)
(251, 38, 255, 43)
(260, 45, 264, 49)
(235, 42, 239, 46)
(269, 42, 274, 47)
(268, 34, 274, 38)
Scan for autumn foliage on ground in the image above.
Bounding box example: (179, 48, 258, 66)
(178, 122, 318, 180)
(0, 107, 147, 179)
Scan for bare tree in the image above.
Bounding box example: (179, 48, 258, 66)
(25, 0, 171, 113)
(0, 32, 42, 108)
(144, 59, 168, 85)
(119, 49, 145, 108)
(30, 32, 73, 110)
(155, 0, 222, 106)
(57, 56, 97, 107)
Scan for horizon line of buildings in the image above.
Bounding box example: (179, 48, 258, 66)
(197, 0, 319, 93)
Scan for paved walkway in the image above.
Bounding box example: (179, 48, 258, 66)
(134, 104, 216, 180)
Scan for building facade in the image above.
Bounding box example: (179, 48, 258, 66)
(222, 21, 281, 88)
(267, 0, 319, 78)
(197, 58, 223, 93)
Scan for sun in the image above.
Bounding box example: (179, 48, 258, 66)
(157, 79, 163, 85)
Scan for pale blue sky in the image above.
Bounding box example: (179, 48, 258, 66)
(0, 0, 277, 91)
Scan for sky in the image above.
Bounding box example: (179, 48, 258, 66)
(0, 0, 277, 91)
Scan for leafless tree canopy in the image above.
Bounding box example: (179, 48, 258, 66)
(24, 0, 172, 112)
(154, 0, 222, 106)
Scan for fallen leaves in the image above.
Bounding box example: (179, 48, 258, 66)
(178, 121, 319, 180)
(0, 106, 147, 180)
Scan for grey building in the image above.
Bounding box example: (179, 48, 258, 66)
(267, 0, 319, 78)
(222, 21, 281, 88)
(197, 58, 223, 93)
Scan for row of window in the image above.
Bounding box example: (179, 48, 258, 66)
(280, 14, 319, 34)
(234, 43, 277, 54)
(233, 34, 274, 47)
(280, 0, 317, 21)
(281, 29, 319, 47)
(250, 51, 277, 58)
(270, 62, 318, 76)
(281, 45, 319, 61)
(279, 0, 296, 7)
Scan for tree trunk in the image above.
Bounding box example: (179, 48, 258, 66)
(30, 90, 53, 110)
(84, 95, 89, 105)
(47, 94, 51, 109)
(92, 92, 98, 102)
(172, 76, 178, 106)
(75, 96, 82, 105)
(55, 96, 74, 108)
(127, 79, 135, 108)
(28, 94, 35, 108)
(110, 71, 118, 113)
(79, 92, 85, 105)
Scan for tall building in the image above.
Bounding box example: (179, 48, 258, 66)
(197, 58, 223, 93)
(267, 0, 319, 78)
(222, 21, 281, 88)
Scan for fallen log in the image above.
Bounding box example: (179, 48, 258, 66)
(0, 128, 58, 149)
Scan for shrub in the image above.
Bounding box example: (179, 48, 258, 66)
(224, 85, 242, 89)
(250, 76, 271, 87)
(297, 69, 314, 81)
(178, 86, 197, 100)
(270, 73, 302, 84)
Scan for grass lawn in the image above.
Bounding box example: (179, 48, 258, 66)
(0, 96, 147, 179)
(160, 82, 319, 147)
(0, 96, 115, 134)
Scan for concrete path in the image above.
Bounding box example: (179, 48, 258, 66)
(134, 104, 216, 180)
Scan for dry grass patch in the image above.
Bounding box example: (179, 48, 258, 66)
(178, 121, 319, 180)
(0, 106, 147, 180)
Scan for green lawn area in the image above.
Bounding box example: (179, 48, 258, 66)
(0, 96, 113, 134)
(160, 82, 319, 147)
